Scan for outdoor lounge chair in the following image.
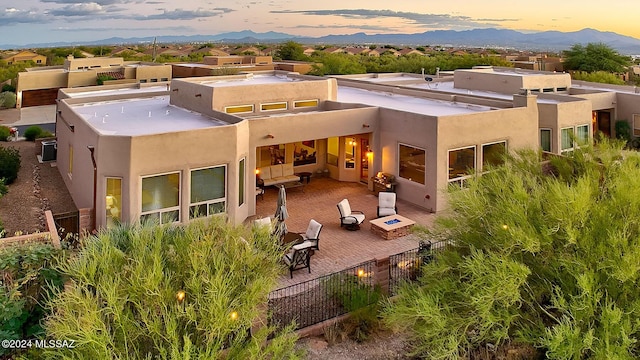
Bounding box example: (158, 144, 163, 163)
(377, 192, 398, 218)
(337, 199, 365, 231)
(283, 242, 313, 278)
(298, 219, 323, 250)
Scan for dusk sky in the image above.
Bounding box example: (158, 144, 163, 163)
(1, 0, 639, 46)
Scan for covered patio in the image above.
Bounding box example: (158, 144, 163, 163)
(248, 177, 436, 287)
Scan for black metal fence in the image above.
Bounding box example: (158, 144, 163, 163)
(388, 240, 454, 296)
(53, 211, 79, 243)
(268, 259, 377, 331)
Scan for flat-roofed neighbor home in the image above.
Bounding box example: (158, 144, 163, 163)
(54, 68, 640, 232)
(16, 56, 172, 108)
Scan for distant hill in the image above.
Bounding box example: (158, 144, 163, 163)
(3, 28, 640, 54)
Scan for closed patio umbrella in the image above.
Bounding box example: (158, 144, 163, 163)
(274, 185, 288, 238)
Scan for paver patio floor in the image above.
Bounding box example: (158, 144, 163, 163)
(248, 177, 436, 288)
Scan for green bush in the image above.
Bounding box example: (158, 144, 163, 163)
(23, 126, 42, 141)
(0, 178, 7, 196)
(2, 84, 16, 93)
(0, 146, 20, 184)
(0, 243, 65, 357)
(0, 126, 10, 141)
(615, 120, 631, 141)
(36, 130, 54, 139)
(0, 91, 17, 108)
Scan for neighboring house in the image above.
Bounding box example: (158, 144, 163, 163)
(172, 56, 275, 78)
(323, 47, 347, 54)
(303, 47, 316, 57)
(3, 50, 47, 65)
(194, 47, 230, 57)
(398, 48, 424, 56)
(15, 56, 172, 108)
(53, 67, 640, 233)
(344, 48, 370, 56)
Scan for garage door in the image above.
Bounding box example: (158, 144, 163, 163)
(21, 88, 59, 108)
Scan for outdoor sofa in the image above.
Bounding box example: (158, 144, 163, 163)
(258, 163, 300, 186)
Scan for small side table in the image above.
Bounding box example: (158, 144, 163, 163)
(296, 172, 312, 184)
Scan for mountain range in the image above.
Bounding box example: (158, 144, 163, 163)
(3, 28, 640, 54)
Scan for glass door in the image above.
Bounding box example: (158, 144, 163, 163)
(360, 138, 369, 183)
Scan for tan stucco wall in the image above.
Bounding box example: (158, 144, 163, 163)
(454, 69, 571, 94)
(64, 57, 124, 70)
(134, 65, 172, 82)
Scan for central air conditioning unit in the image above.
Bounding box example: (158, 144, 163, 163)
(41, 140, 57, 162)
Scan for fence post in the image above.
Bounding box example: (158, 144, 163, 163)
(375, 256, 390, 296)
(44, 210, 61, 249)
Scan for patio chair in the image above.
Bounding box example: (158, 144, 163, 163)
(253, 216, 272, 230)
(337, 199, 365, 231)
(298, 219, 323, 250)
(283, 242, 313, 278)
(377, 192, 398, 218)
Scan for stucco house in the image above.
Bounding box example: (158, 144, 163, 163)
(53, 67, 640, 232)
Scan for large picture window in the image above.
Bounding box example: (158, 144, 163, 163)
(482, 141, 507, 170)
(540, 128, 552, 152)
(106, 177, 122, 228)
(399, 144, 426, 185)
(141, 172, 180, 224)
(190, 166, 226, 219)
(448, 146, 475, 187)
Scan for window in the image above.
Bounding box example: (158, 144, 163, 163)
(540, 129, 552, 152)
(448, 146, 475, 187)
(141, 172, 180, 224)
(543, 88, 554, 93)
(225, 105, 254, 114)
(189, 166, 226, 219)
(482, 141, 507, 169)
(294, 99, 318, 108)
(561, 127, 573, 154)
(557, 87, 567, 92)
(345, 138, 357, 169)
(261, 102, 287, 111)
(239, 159, 245, 206)
(634, 115, 640, 136)
(576, 125, 589, 145)
(139, 79, 147, 83)
(294, 140, 316, 166)
(150, 78, 158, 83)
(399, 144, 426, 185)
(161, 78, 169, 82)
(106, 177, 122, 227)
(36, 60, 41, 64)
(327, 137, 339, 166)
(68, 144, 73, 178)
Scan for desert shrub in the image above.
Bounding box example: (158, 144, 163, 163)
(43, 218, 300, 359)
(23, 126, 43, 141)
(0, 91, 17, 108)
(615, 120, 631, 141)
(2, 84, 16, 93)
(0, 126, 10, 141)
(0, 146, 20, 184)
(0, 178, 7, 196)
(36, 130, 54, 139)
(383, 140, 640, 359)
(0, 243, 65, 358)
(324, 273, 383, 342)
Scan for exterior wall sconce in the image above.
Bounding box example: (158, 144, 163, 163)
(266, 134, 275, 139)
(366, 147, 373, 159)
(362, 123, 370, 128)
(195, 93, 202, 97)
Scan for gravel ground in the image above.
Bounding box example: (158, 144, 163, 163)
(0, 140, 77, 235)
(297, 330, 415, 360)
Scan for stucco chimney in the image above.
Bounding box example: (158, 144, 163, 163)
(513, 89, 536, 108)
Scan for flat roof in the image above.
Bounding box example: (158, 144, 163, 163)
(407, 81, 560, 104)
(71, 96, 228, 136)
(195, 74, 306, 88)
(65, 85, 169, 98)
(337, 86, 493, 116)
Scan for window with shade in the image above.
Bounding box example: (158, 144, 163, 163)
(540, 129, 552, 152)
(105, 177, 122, 227)
(141, 172, 180, 224)
(398, 144, 426, 185)
(189, 166, 226, 219)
